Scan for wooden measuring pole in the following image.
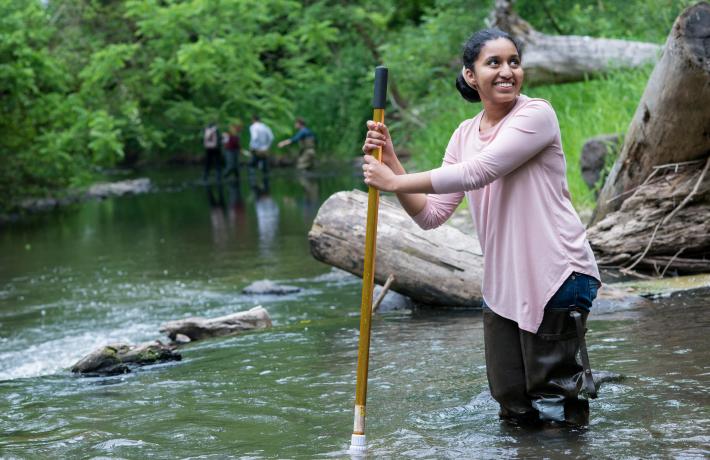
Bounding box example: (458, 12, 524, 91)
(350, 66, 387, 455)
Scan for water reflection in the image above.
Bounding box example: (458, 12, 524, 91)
(226, 180, 245, 228)
(205, 185, 228, 246)
(252, 181, 279, 253)
(248, 158, 270, 194)
(298, 174, 319, 221)
(204, 177, 281, 254)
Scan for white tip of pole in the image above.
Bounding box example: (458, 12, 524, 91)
(349, 434, 367, 455)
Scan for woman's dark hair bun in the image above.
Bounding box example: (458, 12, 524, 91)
(455, 72, 481, 103)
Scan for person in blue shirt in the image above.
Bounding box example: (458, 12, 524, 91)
(277, 118, 316, 170)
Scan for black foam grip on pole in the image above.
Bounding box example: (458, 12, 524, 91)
(372, 66, 388, 109)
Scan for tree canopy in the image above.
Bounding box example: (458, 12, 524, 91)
(0, 0, 691, 209)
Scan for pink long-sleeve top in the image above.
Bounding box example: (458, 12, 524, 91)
(412, 95, 600, 333)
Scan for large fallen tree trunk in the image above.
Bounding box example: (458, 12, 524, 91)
(308, 190, 710, 308)
(308, 190, 484, 307)
(592, 2, 710, 224)
(487, 0, 661, 85)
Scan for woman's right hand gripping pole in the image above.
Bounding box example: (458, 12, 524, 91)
(362, 121, 404, 175)
(361, 120, 430, 218)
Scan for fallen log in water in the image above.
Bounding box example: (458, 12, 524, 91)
(309, 190, 710, 308)
(308, 190, 484, 308)
(71, 341, 181, 376)
(71, 306, 273, 376)
(160, 306, 272, 342)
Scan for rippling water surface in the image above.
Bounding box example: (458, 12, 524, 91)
(1, 168, 708, 459)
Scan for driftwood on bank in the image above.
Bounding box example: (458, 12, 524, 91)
(588, 159, 710, 274)
(487, 0, 661, 85)
(16, 178, 151, 214)
(160, 306, 272, 342)
(592, 2, 710, 224)
(71, 341, 181, 376)
(308, 190, 484, 308)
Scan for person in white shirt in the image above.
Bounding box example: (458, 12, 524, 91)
(248, 115, 274, 181)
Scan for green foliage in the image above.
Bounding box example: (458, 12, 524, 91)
(516, 0, 694, 43)
(0, 0, 691, 211)
(382, 0, 489, 102)
(0, 1, 78, 207)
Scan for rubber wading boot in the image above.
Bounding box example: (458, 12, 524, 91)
(520, 308, 593, 427)
(483, 308, 541, 425)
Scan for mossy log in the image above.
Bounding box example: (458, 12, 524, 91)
(592, 2, 710, 224)
(160, 306, 272, 341)
(71, 341, 181, 376)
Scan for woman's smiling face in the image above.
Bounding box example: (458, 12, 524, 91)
(465, 37, 523, 107)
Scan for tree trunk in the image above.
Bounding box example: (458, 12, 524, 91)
(308, 190, 484, 307)
(487, 0, 661, 85)
(160, 306, 272, 342)
(591, 2, 710, 224)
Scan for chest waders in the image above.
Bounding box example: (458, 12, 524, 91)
(296, 137, 316, 170)
(349, 66, 387, 455)
(483, 290, 597, 427)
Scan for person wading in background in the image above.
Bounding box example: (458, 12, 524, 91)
(248, 115, 274, 182)
(223, 122, 243, 180)
(361, 28, 602, 428)
(277, 117, 317, 170)
(202, 122, 222, 183)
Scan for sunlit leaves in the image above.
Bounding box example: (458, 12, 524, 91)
(79, 44, 138, 92)
(87, 110, 125, 165)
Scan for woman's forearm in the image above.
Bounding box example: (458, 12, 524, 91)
(394, 171, 435, 194)
(387, 160, 431, 217)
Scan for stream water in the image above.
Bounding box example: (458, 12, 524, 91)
(1, 167, 708, 459)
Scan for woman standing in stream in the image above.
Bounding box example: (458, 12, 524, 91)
(361, 28, 601, 427)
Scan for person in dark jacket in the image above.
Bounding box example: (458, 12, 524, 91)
(223, 122, 243, 180)
(277, 118, 316, 170)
